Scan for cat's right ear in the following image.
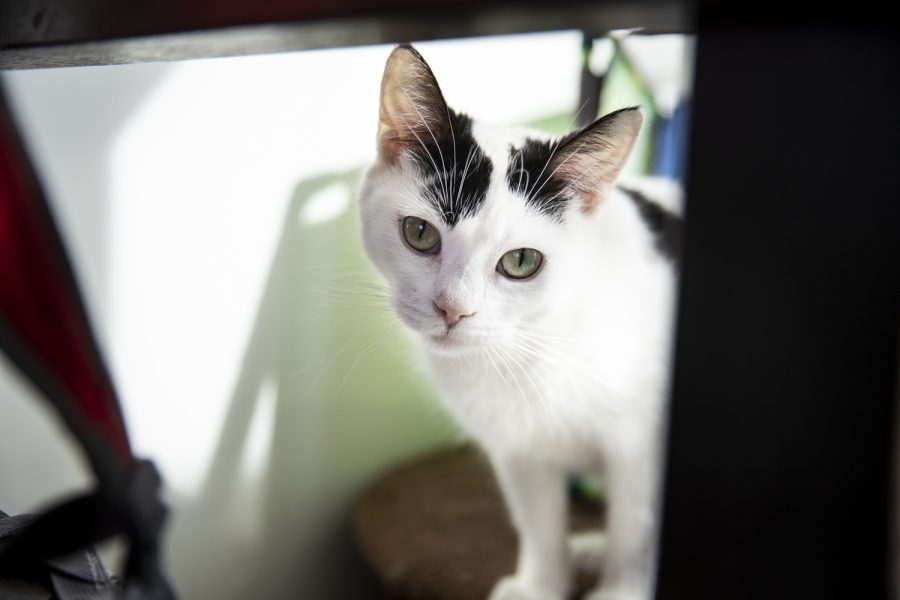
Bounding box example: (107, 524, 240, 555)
(377, 45, 451, 165)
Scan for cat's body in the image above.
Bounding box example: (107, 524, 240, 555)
(358, 45, 681, 600)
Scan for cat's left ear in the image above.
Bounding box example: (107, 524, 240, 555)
(551, 107, 643, 212)
(377, 45, 452, 165)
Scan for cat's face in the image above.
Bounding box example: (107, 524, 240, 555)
(360, 154, 575, 355)
(359, 45, 641, 355)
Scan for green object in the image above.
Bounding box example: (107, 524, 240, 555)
(598, 37, 658, 178)
(569, 475, 605, 506)
(526, 112, 575, 136)
(525, 35, 658, 179)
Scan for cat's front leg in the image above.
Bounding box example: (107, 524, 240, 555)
(587, 448, 658, 600)
(488, 454, 570, 600)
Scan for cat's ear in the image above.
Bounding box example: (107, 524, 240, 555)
(377, 45, 451, 165)
(551, 107, 643, 212)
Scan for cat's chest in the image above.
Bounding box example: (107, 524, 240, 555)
(427, 348, 650, 431)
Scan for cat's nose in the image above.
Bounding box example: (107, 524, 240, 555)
(434, 301, 473, 329)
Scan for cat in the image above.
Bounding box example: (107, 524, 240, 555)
(358, 44, 681, 600)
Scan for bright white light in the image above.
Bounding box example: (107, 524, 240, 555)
(617, 34, 695, 116)
(298, 181, 351, 226)
(240, 377, 277, 493)
(414, 31, 582, 125)
(589, 38, 615, 76)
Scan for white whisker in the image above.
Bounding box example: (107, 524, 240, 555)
(445, 105, 458, 208)
(401, 86, 449, 203)
(334, 321, 403, 396)
(455, 145, 477, 216)
(483, 345, 512, 388)
(524, 97, 592, 202)
(527, 140, 590, 205)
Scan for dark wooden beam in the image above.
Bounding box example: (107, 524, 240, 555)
(0, 0, 686, 69)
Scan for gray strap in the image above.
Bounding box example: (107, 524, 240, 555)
(0, 513, 37, 538)
(0, 512, 118, 600)
(48, 550, 117, 600)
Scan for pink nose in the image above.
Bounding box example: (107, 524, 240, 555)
(434, 301, 473, 328)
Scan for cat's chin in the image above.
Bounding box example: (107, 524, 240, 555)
(422, 331, 478, 355)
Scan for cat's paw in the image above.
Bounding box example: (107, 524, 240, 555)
(584, 590, 637, 600)
(488, 576, 563, 600)
(568, 531, 607, 574)
(584, 583, 648, 600)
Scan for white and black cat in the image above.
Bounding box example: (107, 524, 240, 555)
(358, 45, 682, 600)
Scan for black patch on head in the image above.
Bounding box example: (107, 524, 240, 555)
(505, 107, 643, 221)
(619, 186, 683, 263)
(505, 134, 578, 222)
(407, 109, 493, 228)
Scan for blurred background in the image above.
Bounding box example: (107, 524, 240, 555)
(0, 30, 691, 599)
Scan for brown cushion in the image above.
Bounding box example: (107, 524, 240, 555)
(354, 445, 602, 600)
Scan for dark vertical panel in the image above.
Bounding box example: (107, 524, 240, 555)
(657, 15, 900, 600)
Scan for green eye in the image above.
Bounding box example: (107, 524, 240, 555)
(498, 248, 544, 280)
(402, 216, 441, 254)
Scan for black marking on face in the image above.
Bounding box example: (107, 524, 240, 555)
(505, 134, 578, 222)
(407, 109, 493, 228)
(619, 186, 683, 263)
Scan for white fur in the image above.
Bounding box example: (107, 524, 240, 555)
(359, 117, 678, 599)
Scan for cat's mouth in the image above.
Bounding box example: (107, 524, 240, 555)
(392, 299, 478, 352)
(426, 330, 472, 353)
(428, 331, 459, 346)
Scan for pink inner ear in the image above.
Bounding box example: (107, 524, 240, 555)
(551, 110, 643, 212)
(554, 152, 621, 213)
(377, 120, 408, 165)
(376, 46, 450, 165)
